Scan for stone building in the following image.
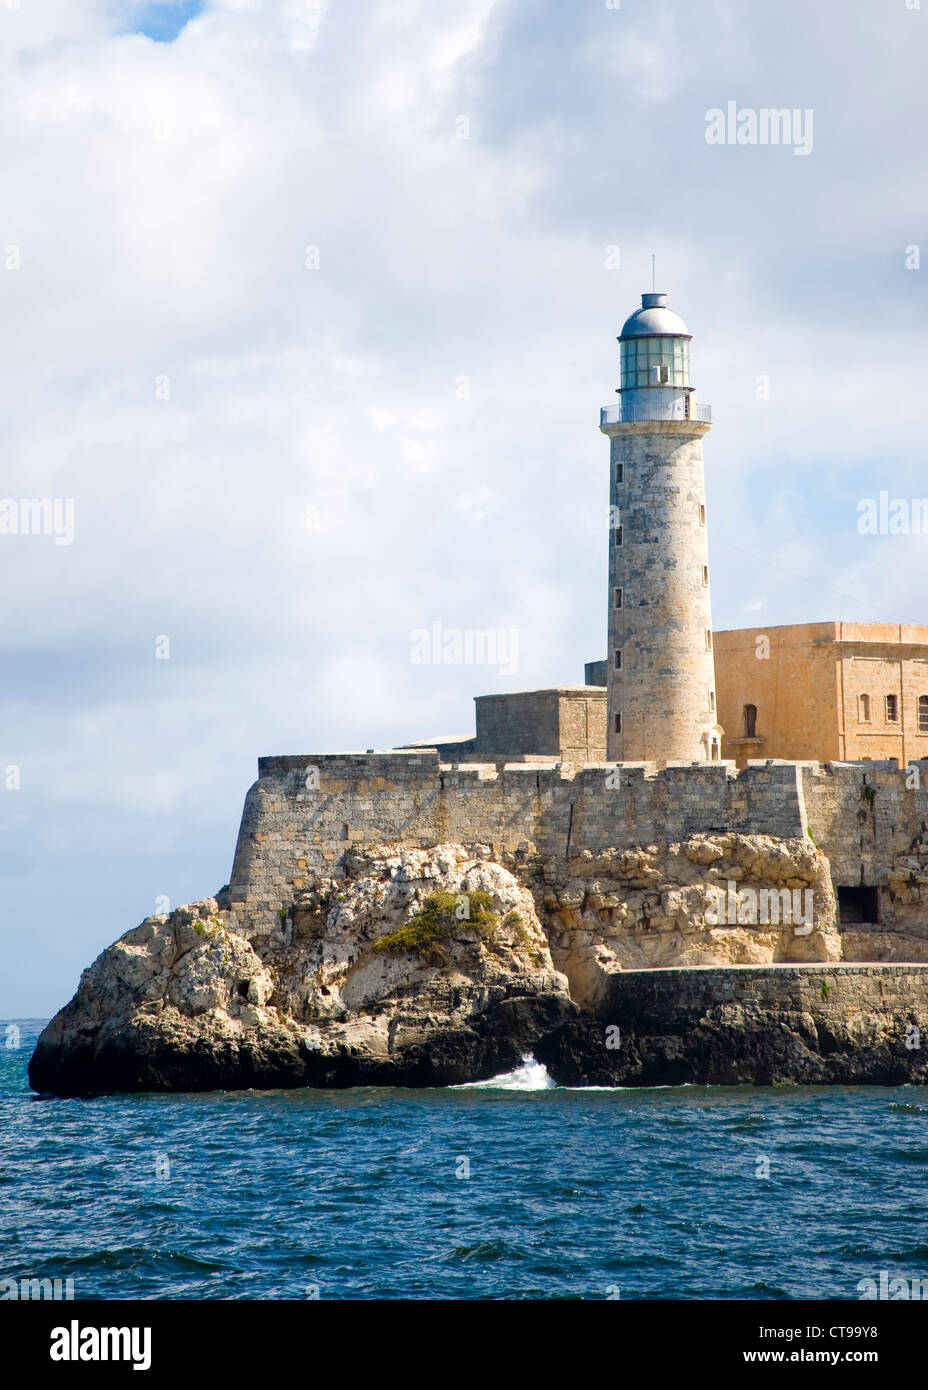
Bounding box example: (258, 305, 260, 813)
(600, 291, 721, 764)
(403, 686, 606, 764)
(714, 621, 928, 767)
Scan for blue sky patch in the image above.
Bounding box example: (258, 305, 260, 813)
(133, 0, 204, 43)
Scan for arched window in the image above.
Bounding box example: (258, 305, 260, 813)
(919, 695, 928, 733)
(859, 694, 871, 724)
(743, 704, 757, 738)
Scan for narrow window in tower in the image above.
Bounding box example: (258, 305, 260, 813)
(859, 693, 871, 723)
(614, 650, 622, 670)
(709, 691, 716, 712)
(616, 526, 623, 546)
(615, 462, 624, 484)
(705, 629, 712, 652)
(614, 587, 623, 609)
(699, 504, 706, 526)
(886, 694, 899, 722)
(702, 565, 709, 586)
(614, 713, 622, 734)
(744, 704, 757, 738)
(919, 695, 928, 732)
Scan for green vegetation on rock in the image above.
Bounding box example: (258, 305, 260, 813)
(372, 889, 499, 958)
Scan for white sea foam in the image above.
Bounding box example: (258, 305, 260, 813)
(451, 1055, 556, 1090)
(448, 1058, 691, 1092)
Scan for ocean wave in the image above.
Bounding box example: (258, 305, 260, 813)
(449, 1057, 556, 1091)
(52, 1247, 226, 1274)
(438, 1239, 526, 1264)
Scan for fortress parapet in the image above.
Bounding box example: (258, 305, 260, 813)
(227, 753, 928, 942)
(229, 752, 809, 913)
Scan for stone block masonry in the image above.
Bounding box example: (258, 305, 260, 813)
(474, 688, 606, 762)
(227, 752, 808, 917)
(404, 687, 607, 763)
(603, 420, 717, 763)
(537, 963, 928, 1085)
(715, 622, 928, 767)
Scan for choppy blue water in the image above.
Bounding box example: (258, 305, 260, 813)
(3, 1019, 927, 1300)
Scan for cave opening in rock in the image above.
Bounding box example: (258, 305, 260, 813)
(837, 885, 879, 925)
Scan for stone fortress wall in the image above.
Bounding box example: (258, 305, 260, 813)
(227, 754, 805, 912)
(226, 753, 928, 935)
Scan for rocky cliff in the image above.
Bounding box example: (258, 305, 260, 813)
(28, 835, 928, 1095)
(29, 845, 575, 1095)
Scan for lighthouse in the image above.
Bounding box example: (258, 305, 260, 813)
(600, 290, 721, 764)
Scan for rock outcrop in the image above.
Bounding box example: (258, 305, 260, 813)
(29, 845, 575, 1095)
(29, 834, 928, 1095)
(517, 833, 839, 1011)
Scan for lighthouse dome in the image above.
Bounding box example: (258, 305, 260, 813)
(620, 292, 689, 339)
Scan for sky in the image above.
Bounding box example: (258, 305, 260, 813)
(1, 0, 926, 1016)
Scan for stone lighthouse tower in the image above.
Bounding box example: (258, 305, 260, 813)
(600, 290, 720, 764)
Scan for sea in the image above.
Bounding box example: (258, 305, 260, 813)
(2, 1018, 927, 1302)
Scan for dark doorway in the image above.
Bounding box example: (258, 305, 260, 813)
(743, 703, 757, 738)
(837, 885, 879, 925)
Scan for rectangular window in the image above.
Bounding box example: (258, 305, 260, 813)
(614, 713, 621, 734)
(615, 462, 624, 484)
(614, 650, 622, 670)
(615, 526, 623, 547)
(859, 693, 871, 723)
(886, 694, 899, 722)
(699, 504, 706, 525)
(709, 691, 716, 711)
(614, 587, 623, 609)
(919, 696, 928, 732)
(702, 565, 709, 586)
(705, 629, 713, 651)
